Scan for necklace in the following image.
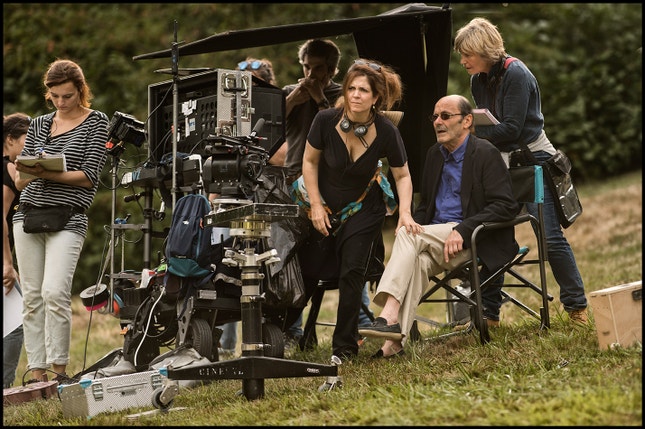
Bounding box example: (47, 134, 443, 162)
(343, 109, 375, 131)
(358, 135, 368, 148)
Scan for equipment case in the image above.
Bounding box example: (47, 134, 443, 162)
(58, 369, 168, 419)
(589, 281, 642, 350)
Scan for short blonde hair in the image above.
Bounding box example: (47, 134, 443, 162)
(454, 17, 507, 63)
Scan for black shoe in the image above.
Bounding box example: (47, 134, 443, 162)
(358, 317, 403, 340)
(371, 348, 406, 359)
(334, 350, 358, 362)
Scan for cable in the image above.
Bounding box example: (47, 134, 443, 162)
(133, 286, 165, 367)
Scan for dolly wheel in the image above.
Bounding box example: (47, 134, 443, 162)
(187, 318, 213, 359)
(262, 323, 285, 358)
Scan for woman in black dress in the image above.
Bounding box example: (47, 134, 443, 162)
(298, 59, 416, 360)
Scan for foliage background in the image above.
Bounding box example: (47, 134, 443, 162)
(3, 3, 642, 293)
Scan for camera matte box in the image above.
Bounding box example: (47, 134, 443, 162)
(589, 281, 642, 350)
(58, 369, 168, 419)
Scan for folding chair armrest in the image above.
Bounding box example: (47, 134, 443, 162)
(480, 213, 533, 231)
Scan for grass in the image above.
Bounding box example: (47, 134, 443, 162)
(4, 170, 642, 426)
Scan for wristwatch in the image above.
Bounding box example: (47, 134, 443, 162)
(317, 98, 330, 109)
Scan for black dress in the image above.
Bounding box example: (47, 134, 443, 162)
(298, 108, 408, 359)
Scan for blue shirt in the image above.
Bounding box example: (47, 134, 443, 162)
(432, 138, 468, 224)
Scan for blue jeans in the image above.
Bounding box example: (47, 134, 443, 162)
(4, 324, 24, 388)
(481, 150, 587, 318)
(358, 283, 375, 327)
(4, 280, 24, 388)
(527, 151, 587, 312)
(218, 322, 238, 352)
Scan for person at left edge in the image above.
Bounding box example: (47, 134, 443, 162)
(3, 112, 30, 388)
(13, 58, 109, 384)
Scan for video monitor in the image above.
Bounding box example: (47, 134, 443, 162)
(147, 69, 284, 162)
(250, 75, 286, 158)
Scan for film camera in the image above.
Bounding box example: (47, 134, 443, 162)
(202, 118, 269, 199)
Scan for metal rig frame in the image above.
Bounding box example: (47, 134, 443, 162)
(165, 201, 341, 400)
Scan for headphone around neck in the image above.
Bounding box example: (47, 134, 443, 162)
(340, 112, 375, 138)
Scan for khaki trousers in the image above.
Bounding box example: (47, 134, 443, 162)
(373, 223, 471, 345)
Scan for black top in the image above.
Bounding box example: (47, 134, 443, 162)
(307, 108, 407, 246)
(308, 109, 407, 211)
(283, 81, 342, 176)
(3, 156, 21, 248)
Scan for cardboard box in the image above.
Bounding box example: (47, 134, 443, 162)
(58, 369, 169, 419)
(589, 281, 642, 350)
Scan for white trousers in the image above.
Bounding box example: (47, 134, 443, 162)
(13, 223, 84, 370)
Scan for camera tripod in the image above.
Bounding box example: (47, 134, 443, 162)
(164, 200, 341, 400)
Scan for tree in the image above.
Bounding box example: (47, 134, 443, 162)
(3, 3, 642, 293)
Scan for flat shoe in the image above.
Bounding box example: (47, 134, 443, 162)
(371, 348, 405, 359)
(358, 317, 403, 340)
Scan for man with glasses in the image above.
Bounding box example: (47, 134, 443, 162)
(359, 94, 519, 358)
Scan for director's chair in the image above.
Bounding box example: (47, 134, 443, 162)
(410, 165, 553, 344)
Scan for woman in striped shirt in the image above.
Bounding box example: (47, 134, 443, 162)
(14, 59, 108, 384)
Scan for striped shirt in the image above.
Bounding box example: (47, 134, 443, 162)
(13, 110, 109, 237)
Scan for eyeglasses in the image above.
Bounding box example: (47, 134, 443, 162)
(238, 60, 263, 71)
(430, 112, 464, 122)
(353, 60, 381, 71)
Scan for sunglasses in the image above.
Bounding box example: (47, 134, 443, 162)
(353, 60, 381, 71)
(238, 60, 263, 71)
(430, 112, 464, 122)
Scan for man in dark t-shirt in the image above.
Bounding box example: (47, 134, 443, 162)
(282, 39, 342, 178)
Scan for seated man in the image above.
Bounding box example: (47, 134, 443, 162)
(359, 94, 520, 358)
